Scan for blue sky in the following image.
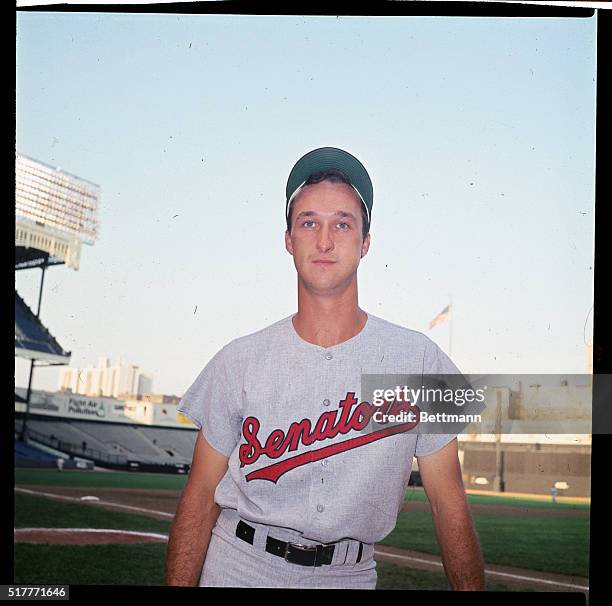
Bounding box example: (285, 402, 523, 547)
(15, 12, 596, 395)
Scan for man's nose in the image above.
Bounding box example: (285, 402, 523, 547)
(316, 223, 334, 253)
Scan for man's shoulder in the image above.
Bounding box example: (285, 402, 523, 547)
(367, 313, 435, 348)
(367, 313, 461, 374)
(218, 315, 293, 357)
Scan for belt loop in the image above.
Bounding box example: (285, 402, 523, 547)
(252, 519, 270, 551)
(346, 540, 359, 564)
(356, 542, 363, 563)
(331, 541, 349, 566)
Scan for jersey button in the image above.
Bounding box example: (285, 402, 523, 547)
(324, 353, 333, 360)
(316, 504, 325, 513)
(323, 399, 330, 406)
(321, 459, 328, 467)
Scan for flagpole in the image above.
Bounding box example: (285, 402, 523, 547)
(448, 294, 453, 358)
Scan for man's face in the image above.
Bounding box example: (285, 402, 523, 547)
(285, 180, 370, 296)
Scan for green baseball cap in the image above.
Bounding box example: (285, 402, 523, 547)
(285, 147, 373, 225)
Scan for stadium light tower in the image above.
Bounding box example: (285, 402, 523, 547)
(15, 152, 100, 441)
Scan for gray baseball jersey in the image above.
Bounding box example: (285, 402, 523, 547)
(178, 312, 462, 545)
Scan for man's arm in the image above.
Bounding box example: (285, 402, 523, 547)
(165, 432, 229, 586)
(417, 438, 485, 591)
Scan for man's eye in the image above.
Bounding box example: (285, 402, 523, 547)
(302, 220, 316, 228)
(337, 222, 350, 229)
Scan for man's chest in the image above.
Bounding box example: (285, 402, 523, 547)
(235, 353, 421, 484)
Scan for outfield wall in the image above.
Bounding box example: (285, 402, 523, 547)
(460, 442, 591, 497)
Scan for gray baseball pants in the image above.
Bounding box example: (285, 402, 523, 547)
(199, 508, 377, 589)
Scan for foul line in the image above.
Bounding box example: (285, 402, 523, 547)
(15, 487, 173, 518)
(15, 528, 168, 541)
(17, 487, 589, 592)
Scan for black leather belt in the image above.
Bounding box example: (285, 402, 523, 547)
(235, 520, 363, 567)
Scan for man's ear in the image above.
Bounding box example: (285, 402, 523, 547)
(285, 230, 294, 255)
(360, 232, 371, 258)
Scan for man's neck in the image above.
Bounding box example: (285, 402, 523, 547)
(292, 286, 367, 348)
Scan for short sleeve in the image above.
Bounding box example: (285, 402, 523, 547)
(177, 345, 242, 457)
(415, 433, 457, 458)
(423, 339, 463, 376)
(415, 340, 463, 458)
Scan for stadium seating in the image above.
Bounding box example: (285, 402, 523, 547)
(15, 440, 57, 462)
(14, 291, 69, 358)
(137, 426, 197, 459)
(76, 422, 166, 457)
(17, 418, 195, 467)
(27, 419, 110, 454)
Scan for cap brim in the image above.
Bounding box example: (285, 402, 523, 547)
(286, 147, 373, 220)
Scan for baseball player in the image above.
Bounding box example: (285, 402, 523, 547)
(165, 147, 485, 590)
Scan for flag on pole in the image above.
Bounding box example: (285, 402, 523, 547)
(428, 304, 450, 330)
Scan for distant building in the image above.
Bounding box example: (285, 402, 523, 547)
(58, 357, 153, 398)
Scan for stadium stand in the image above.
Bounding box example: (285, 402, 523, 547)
(15, 440, 57, 462)
(15, 416, 195, 472)
(137, 426, 197, 459)
(15, 291, 70, 362)
(27, 419, 110, 454)
(76, 421, 164, 457)
(14, 437, 94, 471)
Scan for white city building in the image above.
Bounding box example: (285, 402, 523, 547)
(58, 357, 153, 399)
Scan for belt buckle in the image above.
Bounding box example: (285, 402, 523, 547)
(285, 542, 318, 566)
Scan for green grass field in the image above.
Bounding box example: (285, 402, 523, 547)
(382, 511, 589, 578)
(16, 469, 590, 511)
(375, 561, 533, 591)
(15, 469, 187, 491)
(15, 493, 171, 534)
(13, 493, 524, 590)
(14, 469, 590, 588)
(14, 541, 528, 590)
(404, 486, 591, 511)
(14, 544, 167, 586)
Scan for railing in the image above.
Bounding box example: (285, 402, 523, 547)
(24, 427, 127, 464)
(23, 426, 190, 472)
